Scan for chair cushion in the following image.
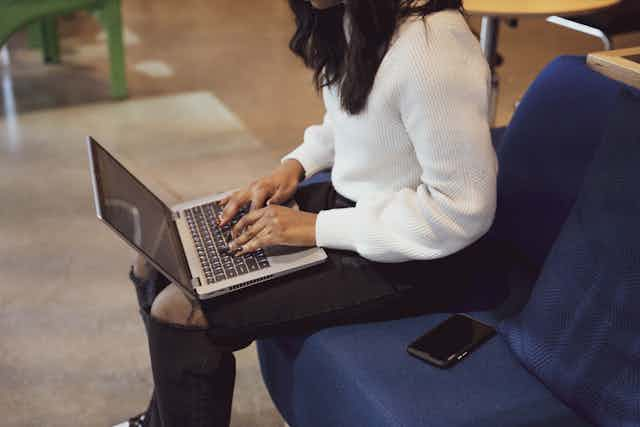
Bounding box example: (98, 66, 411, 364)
(258, 313, 589, 427)
(500, 88, 640, 426)
(490, 56, 626, 272)
(300, 170, 332, 187)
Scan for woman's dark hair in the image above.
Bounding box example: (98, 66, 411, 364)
(288, 0, 463, 114)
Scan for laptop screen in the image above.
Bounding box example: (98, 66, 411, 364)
(88, 138, 192, 290)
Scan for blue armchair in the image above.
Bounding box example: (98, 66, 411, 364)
(257, 56, 639, 426)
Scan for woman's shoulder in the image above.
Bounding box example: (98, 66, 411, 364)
(387, 10, 490, 106)
(393, 10, 480, 58)
(389, 10, 487, 80)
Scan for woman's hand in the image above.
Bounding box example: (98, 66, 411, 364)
(218, 160, 305, 226)
(227, 205, 317, 255)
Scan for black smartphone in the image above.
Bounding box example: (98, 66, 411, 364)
(407, 314, 496, 368)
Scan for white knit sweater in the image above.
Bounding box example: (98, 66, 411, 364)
(282, 10, 497, 263)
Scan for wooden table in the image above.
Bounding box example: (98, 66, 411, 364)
(465, 0, 621, 17)
(464, 0, 622, 122)
(588, 46, 640, 89)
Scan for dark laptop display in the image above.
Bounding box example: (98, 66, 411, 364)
(89, 140, 191, 289)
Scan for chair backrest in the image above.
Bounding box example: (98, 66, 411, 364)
(0, 0, 98, 46)
(571, 0, 640, 35)
(499, 87, 640, 426)
(488, 56, 626, 273)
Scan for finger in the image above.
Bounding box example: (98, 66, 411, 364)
(228, 218, 267, 251)
(266, 187, 291, 206)
(232, 207, 267, 238)
(235, 229, 273, 256)
(220, 191, 251, 225)
(250, 187, 270, 212)
(217, 194, 232, 207)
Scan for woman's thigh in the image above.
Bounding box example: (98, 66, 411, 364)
(200, 247, 402, 345)
(139, 244, 491, 351)
(198, 242, 493, 349)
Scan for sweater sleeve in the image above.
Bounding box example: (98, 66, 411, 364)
(315, 22, 498, 262)
(281, 112, 335, 179)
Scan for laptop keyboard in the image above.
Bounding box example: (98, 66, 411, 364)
(184, 202, 271, 285)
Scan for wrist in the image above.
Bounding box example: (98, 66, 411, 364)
(312, 212, 318, 245)
(281, 159, 306, 183)
(307, 212, 318, 246)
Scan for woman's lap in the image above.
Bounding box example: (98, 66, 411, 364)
(200, 248, 403, 347)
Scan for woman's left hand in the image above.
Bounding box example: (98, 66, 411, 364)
(227, 205, 318, 255)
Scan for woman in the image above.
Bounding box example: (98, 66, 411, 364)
(124, 0, 497, 425)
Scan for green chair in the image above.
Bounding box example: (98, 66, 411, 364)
(0, 0, 127, 99)
(27, 17, 63, 64)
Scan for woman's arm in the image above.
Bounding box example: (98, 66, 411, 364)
(282, 111, 336, 179)
(218, 108, 335, 223)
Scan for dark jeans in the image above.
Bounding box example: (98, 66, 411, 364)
(132, 182, 501, 427)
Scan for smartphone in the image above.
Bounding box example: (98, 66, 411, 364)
(407, 314, 496, 368)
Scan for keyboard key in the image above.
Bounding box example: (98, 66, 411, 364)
(185, 202, 271, 284)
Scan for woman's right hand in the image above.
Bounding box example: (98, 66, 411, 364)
(217, 159, 305, 226)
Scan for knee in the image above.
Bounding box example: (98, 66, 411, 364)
(150, 284, 209, 328)
(132, 254, 154, 281)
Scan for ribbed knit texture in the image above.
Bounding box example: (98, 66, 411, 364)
(499, 88, 640, 426)
(283, 10, 497, 262)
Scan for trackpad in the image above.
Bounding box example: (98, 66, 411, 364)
(264, 245, 306, 257)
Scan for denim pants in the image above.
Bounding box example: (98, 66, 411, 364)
(131, 182, 501, 427)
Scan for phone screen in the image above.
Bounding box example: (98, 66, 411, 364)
(407, 314, 495, 367)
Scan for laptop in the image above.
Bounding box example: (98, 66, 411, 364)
(86, 137, 327, 299)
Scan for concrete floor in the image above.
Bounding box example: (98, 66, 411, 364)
(1, 1, 639, 426)
(0, 91, 282, 427)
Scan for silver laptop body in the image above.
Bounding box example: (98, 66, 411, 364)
(87, 137, 327, 299)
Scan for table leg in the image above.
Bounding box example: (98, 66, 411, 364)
(480, 16, 500, 125)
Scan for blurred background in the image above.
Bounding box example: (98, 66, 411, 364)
(1, 1, 639, 426)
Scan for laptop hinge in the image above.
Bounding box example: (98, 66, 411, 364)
(191, 277, 202, 288)
(171, 211, 180, 221)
